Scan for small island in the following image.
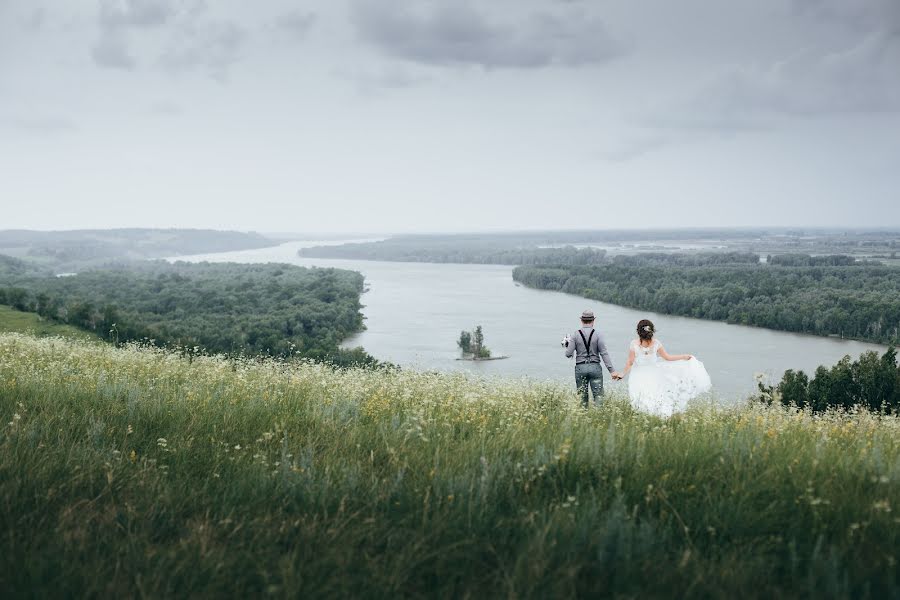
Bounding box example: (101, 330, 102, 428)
(456, 325, 509, 361)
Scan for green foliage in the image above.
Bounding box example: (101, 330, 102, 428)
(0, 255, 51, 279)
(611, 252, 761, 266)
(760, 348, 900, 412)
(767, 254, 860, 267)
(459, 324, 491, 358)
(1, 334, 899, 597)
(457, 330, 472, 353)
(514, 259, 900, 344)
(0, 262, 374, 361)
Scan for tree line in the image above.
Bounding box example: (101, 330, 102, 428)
(513, 255, 900, 345)
(758, 348, 899, 413)
(300, 240, 610, 266)
(0, 261, 382, 367)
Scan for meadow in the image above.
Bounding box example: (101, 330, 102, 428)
(1, 333, 898, 598)
(0, 304, 96, 339)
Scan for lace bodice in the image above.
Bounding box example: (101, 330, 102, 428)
(631, 339, 661, 367)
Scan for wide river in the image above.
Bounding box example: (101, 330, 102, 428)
(172, 241, 888, 401)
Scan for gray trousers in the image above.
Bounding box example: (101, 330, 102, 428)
(575, 362, 604, 407)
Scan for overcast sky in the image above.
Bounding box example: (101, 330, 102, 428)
(2, 0, 899, 233)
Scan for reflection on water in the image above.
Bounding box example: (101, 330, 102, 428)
(171, 241, 888, 401)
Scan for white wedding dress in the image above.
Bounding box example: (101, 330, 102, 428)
(627, 339, 712, 417)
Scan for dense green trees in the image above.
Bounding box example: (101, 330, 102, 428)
(759, 348, 899, 412)
(0, 255, 51, 278)
(513, 256, 900, 344)
(767, 254, 860, 267)
(0, 262, 380, 366)
(611, 252, 761, 266)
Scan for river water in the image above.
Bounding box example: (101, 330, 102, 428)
(170, 241, 888, 401)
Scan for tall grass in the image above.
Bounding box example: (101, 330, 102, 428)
(1, 332, 898, 598)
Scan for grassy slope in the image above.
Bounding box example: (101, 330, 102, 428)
(0, 305, 96, 339)
(1, 333, 898, 598)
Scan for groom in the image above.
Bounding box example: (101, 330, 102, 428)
(564, 310, 621, 407)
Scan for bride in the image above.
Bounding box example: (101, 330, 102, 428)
(617, 319, 712, 417)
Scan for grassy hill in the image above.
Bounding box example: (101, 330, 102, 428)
(0, 305, 95, 339)
(1, 333, 898, 597)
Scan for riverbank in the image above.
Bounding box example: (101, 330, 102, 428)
(2, 333, 898, 597)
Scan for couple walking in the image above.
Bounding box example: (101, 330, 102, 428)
(564, 309, 711, 417)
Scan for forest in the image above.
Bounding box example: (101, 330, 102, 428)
(759, 348, 899, 412)
(0, 261, 378, 366)
(513, 256, 900, 345)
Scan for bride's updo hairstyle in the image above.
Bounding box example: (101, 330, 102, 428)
(637, 319, 655, 342)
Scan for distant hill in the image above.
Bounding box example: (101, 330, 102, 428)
(0, 254, 51, 279)
(0, 228, 276, 272)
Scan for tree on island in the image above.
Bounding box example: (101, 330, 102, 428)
(458, 325, 491, 359)
(457, 330, 472, 354)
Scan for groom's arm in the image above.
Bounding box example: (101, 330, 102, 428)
(597, 335, 616, 373)
(564, 331, 577, 358)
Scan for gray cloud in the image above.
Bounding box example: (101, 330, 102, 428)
(159, 21, 245, 81)
(274, 10, 316, 39)
(25, 7, 45, 30)
(91, 31, 136, 69)
(593, 133, 671, 163)
(147, 101, 183, 116)
(98, 0, 173, 28)
(675, 31, 900, 128)
(351, 2, 625, 69)
(336, 65, 430, 94)
(90, 0, 244, 81)
(792, 0, 900, 33)
(9, 116, 77, 134)
(91, 0, 173, 70)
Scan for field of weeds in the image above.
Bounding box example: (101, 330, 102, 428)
(1, 333, 898, 598)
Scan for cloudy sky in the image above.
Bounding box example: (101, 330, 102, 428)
(2, 0, 899, 233)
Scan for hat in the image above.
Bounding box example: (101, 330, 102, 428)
(581, 309, 595, 321)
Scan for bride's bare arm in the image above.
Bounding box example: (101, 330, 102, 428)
(621, 347, 636, 376)
(657, 343, 693, 361)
